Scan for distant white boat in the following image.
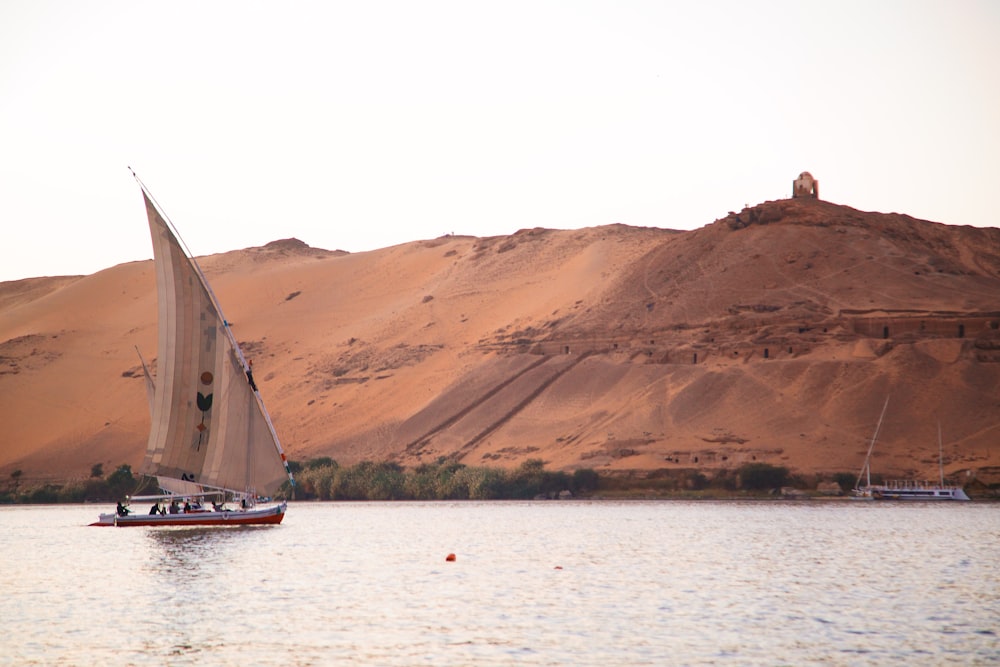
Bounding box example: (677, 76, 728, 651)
(859, 478, 970, 501)
(92, 175, 295, 526)
(853, 397, 970, 501)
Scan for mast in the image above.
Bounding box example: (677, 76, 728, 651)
(134, 345, 155, 416)
(856, 395, 890, 490)
(938, 422, 945, 487)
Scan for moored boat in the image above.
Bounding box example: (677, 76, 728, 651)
(853, 397, 969, 501)
(864, 480, 969, 501)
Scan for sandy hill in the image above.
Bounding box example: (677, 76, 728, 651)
(2, 198, 1000, 486)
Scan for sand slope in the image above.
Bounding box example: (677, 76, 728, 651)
(2, 199, 999, 485)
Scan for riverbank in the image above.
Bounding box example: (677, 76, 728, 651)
(4, 458, 994, 503)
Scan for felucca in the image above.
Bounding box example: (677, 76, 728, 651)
(92, 174, 295, 526)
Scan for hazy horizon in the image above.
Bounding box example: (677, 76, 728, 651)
(2, 0, 998, 282)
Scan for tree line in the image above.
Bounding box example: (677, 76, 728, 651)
(2, 458, 863, 504)
(284, 458, 599, 501)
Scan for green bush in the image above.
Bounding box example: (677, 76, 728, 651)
(687, 472, 709, 490)
(571, 468, 599, 493)
(737, 463, 789, 491)
(106, 464, 136, 498)
(26, 485, 61, 503)
(306, 457, 337, 470)
(832, 472, 856, 492)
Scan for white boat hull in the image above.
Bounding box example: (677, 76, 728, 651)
(90, 502, 287, 526)
(855, 485, 970, 501)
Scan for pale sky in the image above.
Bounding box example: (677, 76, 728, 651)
(1, 0, 998, 283)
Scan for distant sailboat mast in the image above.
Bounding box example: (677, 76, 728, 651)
(135, 345, 155, 417)
(938, 422, 945, 487)
(856, 395, 890, 491)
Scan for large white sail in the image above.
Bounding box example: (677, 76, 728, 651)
(139, 191, 291, 497)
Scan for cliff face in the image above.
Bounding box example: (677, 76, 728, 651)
(2, 200, 1000, 485)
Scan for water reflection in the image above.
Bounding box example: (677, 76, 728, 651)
(142, 526, 280, 578)
(127, 525, 286, 663)
(145, 525, 274, 555)
(141, 527, 278, 593)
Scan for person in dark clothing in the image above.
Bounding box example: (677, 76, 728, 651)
(246, 360, 258, 392)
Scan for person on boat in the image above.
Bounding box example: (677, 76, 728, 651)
(116, 502, 129, 517)
(183, 501, 191, 512)
(169, 500, 179, 514)
(246, 359, 258, 392)
(149, 503, 159, 515)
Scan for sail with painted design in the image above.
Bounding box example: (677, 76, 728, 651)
(92, 177, 295, 526)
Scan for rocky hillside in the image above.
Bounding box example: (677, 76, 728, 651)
(2, 198, 999, 486)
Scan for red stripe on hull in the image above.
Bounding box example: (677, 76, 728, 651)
(115, 513, 284, 527)
(91, 504, 286, 527)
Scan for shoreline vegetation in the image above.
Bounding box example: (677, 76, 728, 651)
(2, 458, 992, 504)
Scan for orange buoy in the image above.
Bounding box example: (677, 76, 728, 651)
(445, 553, 456, 562)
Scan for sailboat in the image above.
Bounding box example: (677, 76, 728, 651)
(92, 175, 295, 526)
(853, 397, 969, 501)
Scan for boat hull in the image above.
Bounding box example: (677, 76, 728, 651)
(871, 487, 970, 501)
(90, 502, 287, 527)
(855, 486, 970, 501)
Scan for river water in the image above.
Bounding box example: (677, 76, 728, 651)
(1, 500, 997, 666)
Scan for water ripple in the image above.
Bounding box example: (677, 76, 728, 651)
(1, 500, 998, 665)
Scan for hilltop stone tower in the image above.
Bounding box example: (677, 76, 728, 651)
(792, 171, 819, 199)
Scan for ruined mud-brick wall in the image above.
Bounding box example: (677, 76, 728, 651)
(846, 314, 1000, 340)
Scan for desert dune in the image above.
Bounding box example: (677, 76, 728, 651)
(2, 197, 999, 487)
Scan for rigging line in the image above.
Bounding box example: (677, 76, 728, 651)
(129, 167, 251, 372)
(134, 345, 154, 379)
(129, 167, 203, 274)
